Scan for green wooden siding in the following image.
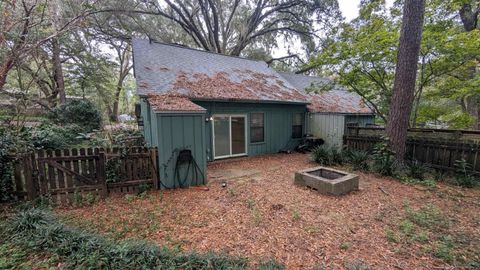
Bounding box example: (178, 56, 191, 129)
(194, 101, 307, 161)
(155, 113, 207, 188)
(141, 99, 307, 188)
(140, 99, 153, 145)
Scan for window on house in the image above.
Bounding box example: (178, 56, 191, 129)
(250, 113, 264, 143)
(292, 113, 303, 139)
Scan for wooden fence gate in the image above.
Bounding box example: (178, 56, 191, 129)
(9, 147, 158, 204)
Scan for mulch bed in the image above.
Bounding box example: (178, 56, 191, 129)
(56, 153, 480, 269)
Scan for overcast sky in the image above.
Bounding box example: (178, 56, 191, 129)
(339, 0, 395, 21)
(272, 0, 395, 57)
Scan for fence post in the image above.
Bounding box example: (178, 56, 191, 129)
(151, 148, 159, 190)
(24, 154, 37, 200)
(97, 150, 108, 198)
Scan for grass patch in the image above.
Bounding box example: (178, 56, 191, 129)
(258, 259, 285, 270)
(292, 209, 301, 221)
(433, 236, 455, 263)
(340, 242, 351, 250)
(404, 203, 445, 229)
(0, 241, 61, 270)
(385, 201, 480, 267)
(385, 227, 399, 243)
(5, 208, 251, 269)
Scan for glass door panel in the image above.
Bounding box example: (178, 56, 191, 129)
(213, 116, 230, 158)
(231, 116, 246, 155)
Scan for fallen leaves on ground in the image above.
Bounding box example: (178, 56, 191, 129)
(56, 153, 480, 269)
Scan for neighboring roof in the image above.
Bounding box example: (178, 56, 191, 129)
(147, 94, 206, 113)
(278, 72, 374, 114)
(133, 39, 308, 106)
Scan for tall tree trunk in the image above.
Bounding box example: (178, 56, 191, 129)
(111, 84, 122, 122)
(0, 58, 14, 92)
(386, 0, 426, 161)
(459, 3, 479, 31)
(52, 37, 66, 104)
(110, 43, 132, 122)
(459, 3, 480, 128)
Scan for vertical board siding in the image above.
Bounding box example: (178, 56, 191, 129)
(156, 114, 206, 189)
(140, 99, 152, 145)
(309, 114, 345, 148)
(194, 101, 306, 161)
(309, 114, 375, 149)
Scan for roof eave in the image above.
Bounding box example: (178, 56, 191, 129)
(153, 110, 207, 114)
(308, 111, 375, 115)
(191, 97, 310, 105)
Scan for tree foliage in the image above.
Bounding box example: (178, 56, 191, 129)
(97, 0, 342, 57)
(306, 0, 480, 128)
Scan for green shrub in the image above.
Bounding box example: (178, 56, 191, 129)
(330, 147, 344, 165)
(311, 146, 345, 166)
(311, 146, 332, 165)
(372, 140, 396, 176)
(29, 124, 80, 150)
(454, 159, 478, 188)
(49, 100, 102, 132)
(0, 128, 32, 202)
(348, 150, 370, 171)
(0, 132, 14, 202)
(406, 160, 428, 180)
(6, 209, 248, 269)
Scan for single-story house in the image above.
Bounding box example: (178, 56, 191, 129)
(132, 38, 374, 188)
(278, 72, 375, 147)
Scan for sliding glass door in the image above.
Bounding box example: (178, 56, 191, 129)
(213, 115, 247, 159)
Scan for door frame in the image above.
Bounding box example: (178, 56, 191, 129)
(212, 114, 248, 160)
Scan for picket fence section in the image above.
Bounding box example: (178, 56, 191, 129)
(9, 147, 158, 204)
(343, 127, 480, 173)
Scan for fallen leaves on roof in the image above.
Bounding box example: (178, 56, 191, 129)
(307, 90, 373, 114)
(147, 93, 206, 112)
(172, 71, 308, 103)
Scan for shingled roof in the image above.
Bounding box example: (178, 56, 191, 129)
(133, 39, 308, 108)
(278, 72, 374, 114)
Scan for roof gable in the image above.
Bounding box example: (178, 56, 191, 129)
(133, 39, 308, 104)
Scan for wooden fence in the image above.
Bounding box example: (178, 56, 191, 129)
(8, 147, 158, 204)
(344, 127, 480, 173)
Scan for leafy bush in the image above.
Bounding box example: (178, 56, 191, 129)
(6, 209, 249, 269)
(0, 131, 15, 202)
(406, 160, 428, 180)
(49, 100, 102, 132)
(454, 159, 478, 188)
(0, 128, 33, 202)
(82, 127, 145, 148)
(110, 128, 145, 147)
(311, 146, 332, 165)
(372, 140, 396, 176)
(311, 146, 345, 166)
(347, 150, 370, 171)
(29, 124, 81, 150)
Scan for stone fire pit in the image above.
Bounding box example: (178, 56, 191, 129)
(294, 167, 359, 195)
